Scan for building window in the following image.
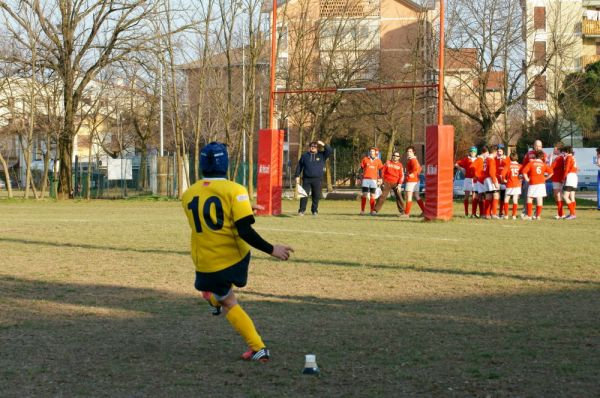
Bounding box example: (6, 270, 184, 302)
(534, 7, 546, 31)
(534, 75, 546, 100)
(533, 41, 546, 66)
(534, 110, 546, 121)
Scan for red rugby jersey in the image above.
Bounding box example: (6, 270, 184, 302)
(485, 157, 498, 184)
(563, 153, 578, 175)
(472, 156, 485, 183)
(522, 150, 547, 166)
(502, 161, 522, 188)
(456, 156, 477, 178)
(405, 157, 421, 183)
(361, 156, 383, 180)
(550, 154, 565, 182)
(382, 160, 404, 184)
(496, 156, 509, 182)
(522, 159, 552, 185)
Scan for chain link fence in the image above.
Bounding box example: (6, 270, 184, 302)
(35, 145, 360, 199)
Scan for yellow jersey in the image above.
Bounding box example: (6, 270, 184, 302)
(182, 178, 254, 273)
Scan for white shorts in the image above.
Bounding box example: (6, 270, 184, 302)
(505, 187, 521, 196)
(484, 177, 498, 192)
(463, 178, 475, 192)
(499, 184, 506, 190)
(552, 182, 563, 191)
(527, 183, 546, 198)
(361, 179, 378, 189)
(476, 181, 486, 194)
(565, 173, 578, 188)
(405, 181, 418, 192)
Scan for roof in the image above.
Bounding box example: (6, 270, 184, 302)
(480, 71, 505, 91)
(446, 48, 478, 71)
(261, 0, 433, 13)
(178, 44, 270, 71)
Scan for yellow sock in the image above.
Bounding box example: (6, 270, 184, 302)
(225, 304, 265, 351)
(208, 294, 220, 307)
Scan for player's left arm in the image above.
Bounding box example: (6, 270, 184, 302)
(320, 141, 332, 160)
(545, 165, 553, 180)
(235, 215, 274, 254)
(235, 216, 293, 260)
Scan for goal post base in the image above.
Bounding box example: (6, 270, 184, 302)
(256, 129, 284, 216)
(424, 125, 455, 221)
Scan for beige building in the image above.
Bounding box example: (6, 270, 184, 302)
(444, 48, 507, 150)
(0, 76, 144, 189)
(262, 0, 442, 165)
(525, 0, 600, 143)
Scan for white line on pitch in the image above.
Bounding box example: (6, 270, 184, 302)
(258, 228, 459, 241)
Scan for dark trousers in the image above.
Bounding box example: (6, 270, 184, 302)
(299, 177, 322, 214)
(374, 181, 405, 213)
(521, 181, 529, 212)
(499, 189, 506, 214)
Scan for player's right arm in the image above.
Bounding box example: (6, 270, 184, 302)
(521, 163, 530, 182)
(294, 156, 304, 182)
(455, 158, 466, 174)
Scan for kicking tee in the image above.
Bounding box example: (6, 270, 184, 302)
(182, 178, 253, 273)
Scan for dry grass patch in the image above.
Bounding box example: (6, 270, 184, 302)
(1, 198, 599, 397)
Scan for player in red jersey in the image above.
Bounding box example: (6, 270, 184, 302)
(562, 146, 578, 219)
(358, 147, 384, 215)
(471, 148, 487, 218)
(521, 150, 553, 220)
(403, 146, 424, 217)
(521, 139, 546, 166)
(483, 145, 500, 218)
(520, 140, 546, 214)
(373, 151, 405, 215)
(455, 146, 478, 217)
(500, 152, 522, 219)
(549, 142, 566, 219)
(495, 144, 509, 216)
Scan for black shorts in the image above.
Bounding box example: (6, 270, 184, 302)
(362, 187, 376, 194)
(194, 252, 251, 297)
(564, 186, 576, 192)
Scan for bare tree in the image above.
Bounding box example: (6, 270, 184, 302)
(0, 0, 159, 199)
(444, 0, 579, 145)
(278, 0, 383, 191)
(120, 58, 160, 191)
(186, 0, 217, 183)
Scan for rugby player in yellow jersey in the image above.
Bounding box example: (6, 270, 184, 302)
(182, 142, 293, 362)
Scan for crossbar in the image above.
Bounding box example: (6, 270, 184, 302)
(273, 83, 438, 95)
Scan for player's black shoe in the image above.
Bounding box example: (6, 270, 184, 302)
(241, 347, 270, 362)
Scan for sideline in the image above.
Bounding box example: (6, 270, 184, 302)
(257, 227, 459, 241)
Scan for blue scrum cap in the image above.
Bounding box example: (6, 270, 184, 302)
(469, 146, 478, 153)
(200, 142, 229, 177)
(497, 143, 505, 149)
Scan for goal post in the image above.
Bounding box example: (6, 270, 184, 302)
(259, 0, 454, 220)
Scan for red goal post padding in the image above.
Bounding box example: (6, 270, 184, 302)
(424, 125, 455, 221)
(256, 129, 284, 216)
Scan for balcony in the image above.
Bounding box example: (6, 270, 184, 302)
(582, 55, 600, 68)
(582, 18, 600, 37)
(583, 1, 600, 7)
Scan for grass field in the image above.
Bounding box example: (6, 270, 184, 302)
(1, 197, 599, 397)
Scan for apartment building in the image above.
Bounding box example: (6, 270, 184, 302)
(444, 48, 507, 150)
(524, 0, 600, 144)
